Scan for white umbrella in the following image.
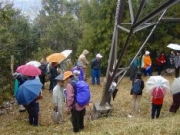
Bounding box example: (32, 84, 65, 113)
(26, 61, 41, 67)
(170, 77, 180, 94)
(167, 43, 180, 50)
(60, 50, 72, 57)
(146, 76, 170, 98)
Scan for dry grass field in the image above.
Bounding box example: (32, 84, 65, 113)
(1, 74, 180, 135)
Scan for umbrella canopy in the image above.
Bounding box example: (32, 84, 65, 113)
(16, 79, 42, 105)
(150, 87, 167, 98)
(146, 76, 170, 97)
(61, 50, 72, 57)
(46, 53, 66, 63)
(170, 77, 180, 94)
(167, 43, 180, 50)
(26, 61, 41, 67)
(16, 64, 41, 76)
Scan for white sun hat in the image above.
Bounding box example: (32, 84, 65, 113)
(96, 53, 103, 58)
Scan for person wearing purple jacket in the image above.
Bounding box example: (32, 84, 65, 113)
(71, 62, 84, 81)
(64, 71, 86, 133)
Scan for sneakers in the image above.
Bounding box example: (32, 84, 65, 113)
(19, 105, 26, 112)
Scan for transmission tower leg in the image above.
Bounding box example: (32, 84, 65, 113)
(92, 102, 111, 119)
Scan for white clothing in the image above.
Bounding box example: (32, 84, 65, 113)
(53, 84, 65, 122)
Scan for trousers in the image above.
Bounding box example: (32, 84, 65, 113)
(71, 108, 85, 133)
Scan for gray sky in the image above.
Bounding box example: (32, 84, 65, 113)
(12, 0, 42, 20)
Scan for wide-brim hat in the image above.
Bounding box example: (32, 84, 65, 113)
(63, 71, 73, 80)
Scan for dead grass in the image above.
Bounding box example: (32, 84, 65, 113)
(1, 74, 180, 135)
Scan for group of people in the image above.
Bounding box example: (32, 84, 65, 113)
(50, 50, 103, 133)
(13, 48, 180, 132)
(130, 50, 180, 81)
(130, 71, 180, 119)
(13, 73, 41, 126)
(13, 50, 104, 133)
(52, 71, 87, 133)
(46, 50, 103, 93)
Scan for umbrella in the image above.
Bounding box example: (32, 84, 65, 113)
(150, 87, 167, 98)
(16, 79, 42, 105)
(26, 61, 41, 67)
(46, 53, 66, 63)
(146, 76, 170, 98)
(61, 50, 72, 57)
(170, 77, 180, 94)
(167, 43, 180, 50)
(16, 64, 41, 76)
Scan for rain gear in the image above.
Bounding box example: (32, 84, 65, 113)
(72, 66, 84, 81)
(130, 56, 141, 81)
(78, 50, 89, 68)
(66, 78, 86, 133)
(53, 84, 65, 122)
(143, 55, 152, 69)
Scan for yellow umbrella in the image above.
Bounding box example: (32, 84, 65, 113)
(46, 53, 66, 63)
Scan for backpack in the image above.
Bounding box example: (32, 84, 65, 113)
(70, 80, 91, 106)
(132, 79, 142, 94)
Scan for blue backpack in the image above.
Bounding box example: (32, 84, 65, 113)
(132, 79, 142, 94)
(70, 80, 91, 106)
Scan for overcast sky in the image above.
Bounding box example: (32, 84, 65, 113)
(12, 0, 42, 19)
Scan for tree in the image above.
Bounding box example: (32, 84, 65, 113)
(33, 0, 81, 60)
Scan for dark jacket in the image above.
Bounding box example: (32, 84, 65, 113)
(91, 58, 101, 69)
(49, 65, 58, 79)
(39, 63, 47, 75)
(16, 75, 27, 86)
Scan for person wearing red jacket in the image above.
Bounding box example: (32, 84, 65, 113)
(156, 52, 166, 75)
(151, 87, 165, 119)
(151, 97, 163, 119)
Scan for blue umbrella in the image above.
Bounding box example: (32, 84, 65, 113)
(16, 79, 42, 105)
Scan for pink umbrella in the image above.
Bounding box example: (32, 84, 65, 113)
(16, 65, 41, 76)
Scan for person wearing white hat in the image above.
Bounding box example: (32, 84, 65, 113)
(143, 50, 152, 76)
(91, 53, 103, 85)
(73, 70, 81, 80)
